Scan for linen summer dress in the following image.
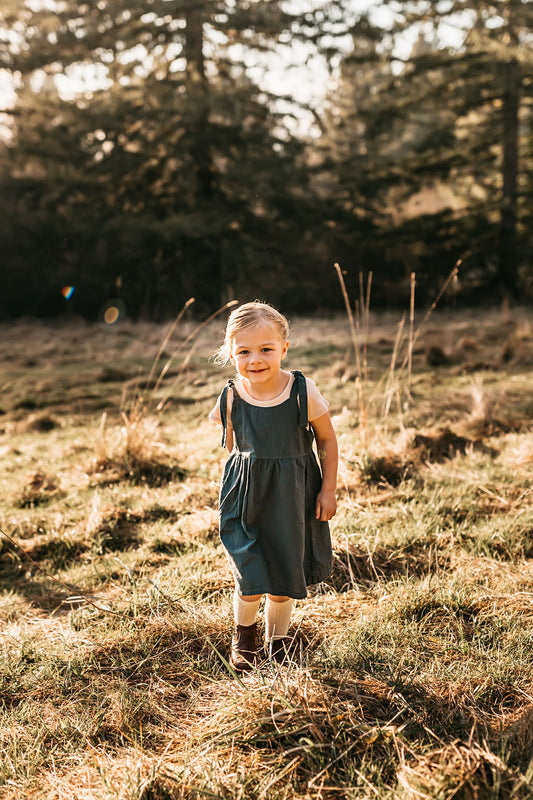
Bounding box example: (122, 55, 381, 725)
(217, 370, 333, 599)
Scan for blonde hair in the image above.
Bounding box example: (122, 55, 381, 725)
(214, 301, 290, 366)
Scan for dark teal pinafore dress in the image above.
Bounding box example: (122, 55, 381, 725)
(218, 370, 332, 599)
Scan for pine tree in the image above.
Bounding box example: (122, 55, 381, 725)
(0, 1, 341, 318)
(323, 0, 533, 302)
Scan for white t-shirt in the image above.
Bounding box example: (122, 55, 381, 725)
(209, 373, 329, 427)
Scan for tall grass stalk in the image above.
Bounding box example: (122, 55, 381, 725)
(382, 262, 461, 425)
(407, 271, 416, 393)
(382, 315, 406, 421)
(126, 298, 238, 418)
(96, 299, 238, 477)
(337, 261, 462, 432)
(334, 262, 362, 381)
(143, 296, 196, 396)
(359, 270, 373, 385)
(399, 261, 461, 371)
(154, 299, 238, 412)
(334, 262, 367, 444)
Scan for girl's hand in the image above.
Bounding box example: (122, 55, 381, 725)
(311, 412, 338, 523)
(316, 489, 337, 521)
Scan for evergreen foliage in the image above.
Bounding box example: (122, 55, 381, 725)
(323, 0, 533, 303)
(0, 0, 343, 318)
(0, 0, 531, 319)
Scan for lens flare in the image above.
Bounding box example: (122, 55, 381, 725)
(100, 299, 126, 326)
(104, 306, 120, 325)
(62, 286, 75, 300)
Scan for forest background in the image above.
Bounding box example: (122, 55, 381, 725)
(0, 0, 532, 321)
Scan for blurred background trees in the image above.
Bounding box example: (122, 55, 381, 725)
(0, 0, 532, 320)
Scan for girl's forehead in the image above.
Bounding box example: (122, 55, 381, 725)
(231, 322, 285, 346)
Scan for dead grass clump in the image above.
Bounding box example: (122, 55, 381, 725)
(425, 343, 452, 366)
(446, 557, 533, 614)
(501, 322, 533, 366)
(90, 508, 143, 553)
(456, 334, 480, 353)
(21, 413, 59, 433)
(173, 549, 233, 600)
(357, 450, 414, 486)
(469, 591, 533, 627)
(405, 597, 478, 641)
(498, 435, 533, 469)
(179, 670, 403, 796)
(28, 751, 175, 800)
(504, 704, 533, 764)
(96, 366, 134, 383)
(2, 516, 48, 540)
(164, 507, 219, 545)
(355, 427, 474, 487)
(17, 471, 63, 508)
(396, 588, 533, 644)
(412, 428, 472, 463)
(327, 537, 449, 592)
(91, 413, 185, 486)
(14, 395, 42, 411)
(5, 531, 90, 571)
(459, 378, 530, 438)
(86, 615, 230, 692)
(397, 739, 531, 800)
(457, 512, 533, 561)
(149, 533, 197, 558)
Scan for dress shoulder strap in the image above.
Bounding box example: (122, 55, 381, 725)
(219, 379, 234, 447)
(291, 370, 308, 429)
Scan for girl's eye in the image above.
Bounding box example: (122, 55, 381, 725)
(262, 347, 272, 352)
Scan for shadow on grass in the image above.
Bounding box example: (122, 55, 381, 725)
(326, 538, 451, 592)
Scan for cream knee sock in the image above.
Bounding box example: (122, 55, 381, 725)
(233, 590, 261, 627)
(265, 597, 294, 640)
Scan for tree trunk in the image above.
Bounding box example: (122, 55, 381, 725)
(499, 57, 520, 300)
(184, 4, 215, 201)
(183, 3, 222, 305)
(498, 2, 521, 301)
(184, 5, 205, 88)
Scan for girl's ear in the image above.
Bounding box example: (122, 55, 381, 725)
(281, 341, 289, 359)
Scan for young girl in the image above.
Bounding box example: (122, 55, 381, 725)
(210, 301, 338, 671)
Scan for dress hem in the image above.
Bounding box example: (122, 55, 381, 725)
(235, 571, 332, 600)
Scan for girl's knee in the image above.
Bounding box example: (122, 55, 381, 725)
(267, 594, 290, 603)
(239, 593, 262, 602)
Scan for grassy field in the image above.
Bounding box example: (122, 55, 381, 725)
(0, 305, 532, 800)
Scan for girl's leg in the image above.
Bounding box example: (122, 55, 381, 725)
(265, 595, 294, 641)
(233, 590, 261, 626)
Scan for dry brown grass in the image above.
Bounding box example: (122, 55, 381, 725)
(0, 306, 532, 798)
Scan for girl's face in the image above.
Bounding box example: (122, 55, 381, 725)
(230, 322, 289, 391)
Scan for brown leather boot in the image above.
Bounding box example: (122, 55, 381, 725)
(230, 622, 259, 672)
(267, 636, 292, 665)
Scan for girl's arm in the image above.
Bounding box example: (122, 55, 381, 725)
(209, 392, 234, 452)
(310, 412, 338, 522)
(225, 426, 234, 453)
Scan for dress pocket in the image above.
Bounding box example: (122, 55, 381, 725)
(219, 455, 249, 524)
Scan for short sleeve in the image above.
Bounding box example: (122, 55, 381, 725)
(209, 396, 222, 425)
(209, 390, 233, 426)
(306, 377, 329, 421)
